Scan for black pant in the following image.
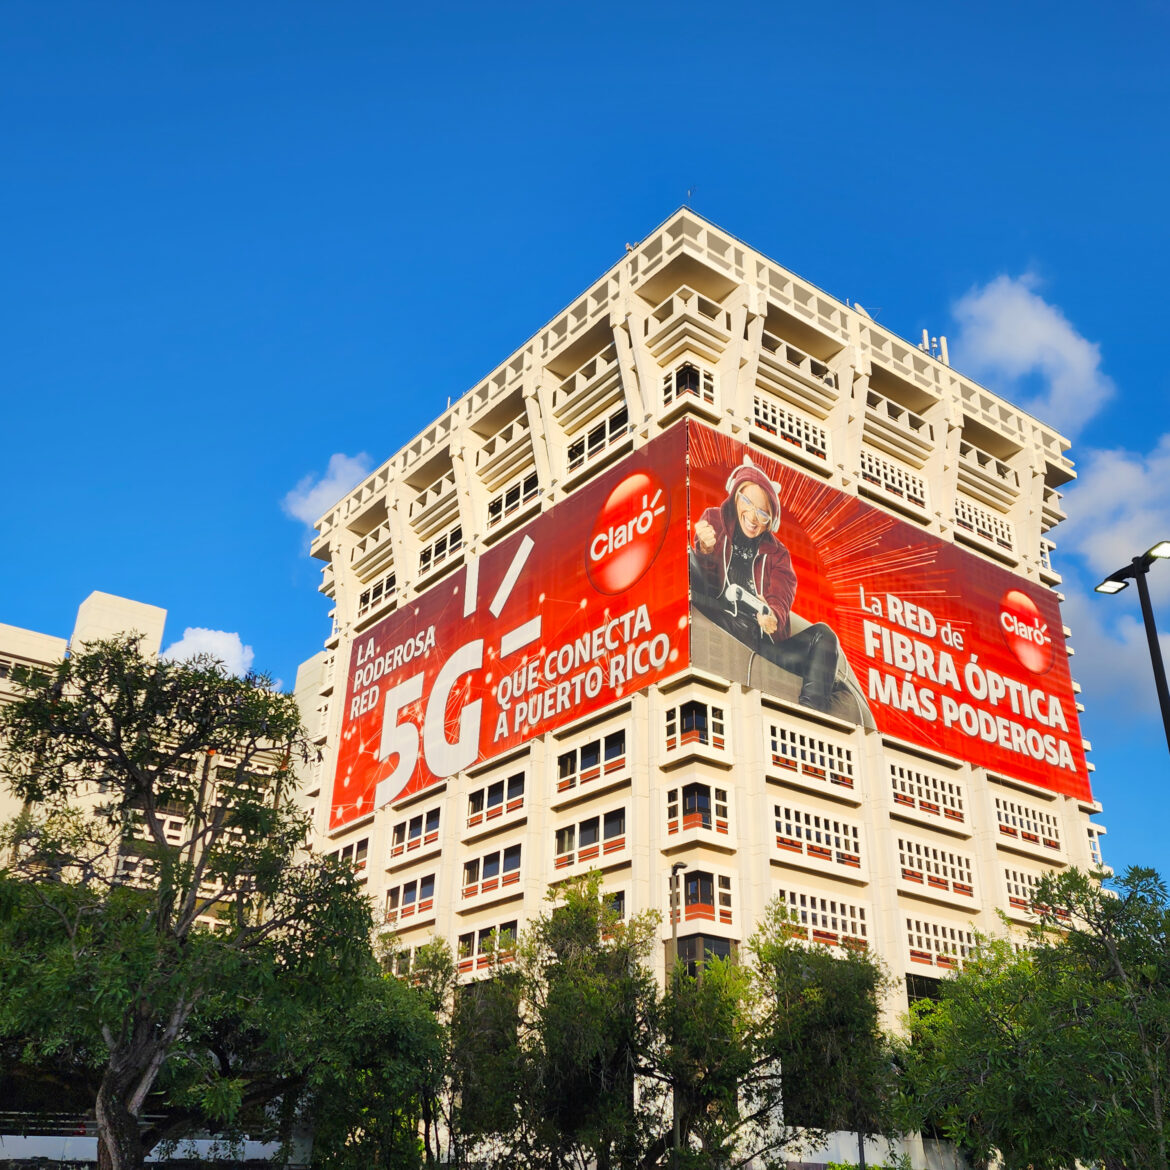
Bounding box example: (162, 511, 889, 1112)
(755, 622, 839, 712)
(692, 589, 840, 712)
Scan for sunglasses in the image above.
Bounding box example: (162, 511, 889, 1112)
(736, 491, 772, 526)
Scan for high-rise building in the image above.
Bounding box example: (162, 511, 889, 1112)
(299, 209, 1105, 1005)
(0, 592, 166, 826)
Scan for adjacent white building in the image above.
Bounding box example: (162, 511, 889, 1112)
(297, 208, 1107, 1010)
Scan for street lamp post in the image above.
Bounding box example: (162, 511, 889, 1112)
(1095, 541, 1170, 756)
(669, 861, 687, 1167)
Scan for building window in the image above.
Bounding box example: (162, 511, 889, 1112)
(954, 495, 1015, 552)
(674, 934, 734, 976)
(994, 795, 1061, 851)
(774, 804, 861, 869)
(776, 886, 868, 949)
(419, 523, 463, 576)
(329, 837, 369, 871)
(358, 571, 396, 619)
(890, 762, 965, 823)
(554, 806, 627, 868)
(567, 404, 630, 473)
(906, 973, 942, 1007)
(391, 808, 441, 858)
(858, 447, 927, 508)
(1087, 825, 1106, 868)
(665, 700, 725, 751)
(604, 890, 626, 921)
(556, 729, 626, 792)
(467, 772, 525, 827)
(662, 362, 715, 408)
(906, 916, 973, 971)
(462, 843, 522, 899)
(768, 722, 855, 790)
(457, 920, 519, 973)
(385, 873, 435, 923)
(897, 836, 974, 897)
(751, 392, 829, 462)
(678, 872, 732, 926)
(666, 783, 728, 835)
(487, 471, 539, 529)
(552, 809, 627, 865)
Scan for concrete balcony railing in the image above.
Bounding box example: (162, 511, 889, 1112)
(862, 388, 935, 467)
(409, 469, 459, 537)
(475, 411, 533, 489)
(643, 286, 733, 365)
(552, 343, 623, 432)
(957, 440, 1019, 510)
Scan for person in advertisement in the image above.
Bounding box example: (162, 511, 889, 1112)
(691, 456, 867, 721)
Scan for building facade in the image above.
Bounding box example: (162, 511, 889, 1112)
(0, 592, 166, 827)
(298, 209, 1106, 1007)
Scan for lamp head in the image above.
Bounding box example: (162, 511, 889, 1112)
(1095, 577, 1129, 595)
(1147, 541, 1170, 561)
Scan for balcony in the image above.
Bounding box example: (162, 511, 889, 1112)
(751, 391, 830, 473)
(957, 440, 1019, 512)
(409, 470, 459, 538)
(552, 344, 624, 433)
(956, 379, 1027, 448)
(857, 447, 928, 515)
(862, 389, 934, 467)
(1042, 485, 1067, 532)
(862, 326, 943, 400)
(1039, 538, 1061, 584)
(643, 286, 732, 366)
(953, 494, 1016, 559)
(756, 330, 840, 416)
(318, 562, 335, 598)
(350, 519, 395, 579)
(476, 412, 535, 490)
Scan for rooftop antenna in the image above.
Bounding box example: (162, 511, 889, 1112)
(685, 186, 695, 205)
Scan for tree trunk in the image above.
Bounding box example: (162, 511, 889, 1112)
(96, 1074, 147, 1170)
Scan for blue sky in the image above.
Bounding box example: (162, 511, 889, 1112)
(3, 1, 1169, 877)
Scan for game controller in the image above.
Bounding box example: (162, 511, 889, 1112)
(722, 583, 771, 619)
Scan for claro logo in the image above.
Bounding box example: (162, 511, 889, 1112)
(587, 470, 670, 595)
(999, 589, 1056, 675)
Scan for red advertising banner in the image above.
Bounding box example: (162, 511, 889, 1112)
(329, 425, 691, 829)
(687, 423, 1091, 801)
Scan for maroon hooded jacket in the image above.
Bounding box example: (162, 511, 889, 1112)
(691, 461, 798, 641)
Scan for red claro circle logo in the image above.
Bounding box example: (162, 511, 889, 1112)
(999, 589, 1055, 675)
(587, 471, 670, 595)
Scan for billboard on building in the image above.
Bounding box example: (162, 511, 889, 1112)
(687, 422, 1091, 801)
(330, 418, 1090, 830)
(329, 424, 690, 830)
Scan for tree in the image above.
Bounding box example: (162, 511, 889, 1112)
(660, 900, 898, 1169)
(0, 636, 385, 1170)
(901, 866, 1170, 1170)
(513, 877, 663, 1170)
(298, 966, 444, 1170)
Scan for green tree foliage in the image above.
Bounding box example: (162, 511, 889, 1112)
(902, 866, 1170, 1170)
(660, 901, 898, 1169)
(509, 875, 663, 1169)
(0, 636, 428, 1170)
(425, 880, 898, 1170)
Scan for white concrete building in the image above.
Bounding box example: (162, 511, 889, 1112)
(299, 209, 1106, 1009)
(0, 592, 166, 827)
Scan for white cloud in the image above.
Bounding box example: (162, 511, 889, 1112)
(1060, 588, 1170, 723)
(162, 628, 255, 677)
(1051, 439, 1170, 724)
(282, 452, 372, 527)
(950, 274, 1114, 437)
(1060, 436, 1170, 596)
